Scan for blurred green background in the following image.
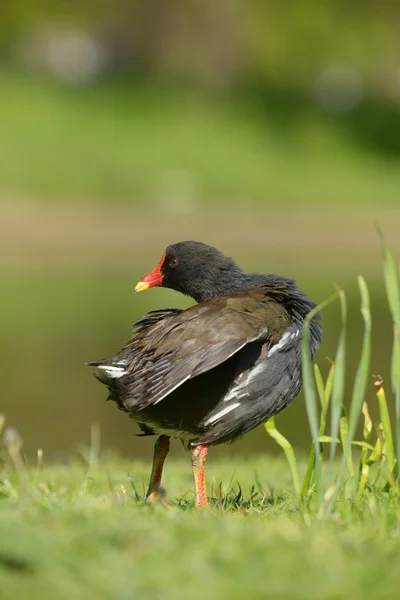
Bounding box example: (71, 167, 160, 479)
(0, 0, 399, 461)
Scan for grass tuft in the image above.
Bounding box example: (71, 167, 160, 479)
(266, 230, 399, 516)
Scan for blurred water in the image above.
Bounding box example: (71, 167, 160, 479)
(0, 264, 392, 462)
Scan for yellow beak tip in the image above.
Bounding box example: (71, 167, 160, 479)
(135, 281, 150, 293)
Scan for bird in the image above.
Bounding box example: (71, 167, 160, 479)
(87, 241, 322, 507)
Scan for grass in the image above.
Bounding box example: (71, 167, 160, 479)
(1, 454, 400, 600)
(1, 71, 400, 206)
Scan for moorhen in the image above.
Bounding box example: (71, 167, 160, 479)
(88, 241, 322, 507)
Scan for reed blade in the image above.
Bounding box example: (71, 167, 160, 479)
(301, 292, 340, 504)
(377, 225, 400, 469)
(327, 276, 372, 513)
(329, 290, 347, 484)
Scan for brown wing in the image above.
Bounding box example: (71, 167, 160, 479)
(120, 292, 290, 409)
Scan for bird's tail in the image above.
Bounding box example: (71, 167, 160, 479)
(85, 358, 126, 379)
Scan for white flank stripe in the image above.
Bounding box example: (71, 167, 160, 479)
(267, 327, 298, 357)
(267, 345, 278, 357)
(223, 387, 239, 403)
(245, 360, 266, 385)
(105, 370, 125, 379)
(97, 365, 126, 379)
(204, 403, 241, 426)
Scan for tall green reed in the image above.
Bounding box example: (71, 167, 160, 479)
(265, 230, 399, 513)
(377, 225, 400, 472)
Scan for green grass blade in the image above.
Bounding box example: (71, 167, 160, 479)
(318, 436, 340, 443)
(368, 436, 383, 465)
(302, 292, 340, 503)
(391, 332, 400, 398)
(314, 365, 325, 410)
(392, 329, 400, 472)
(301, 446, 316, 499)
(340, 410, 354, 477)
(316, 363, 334, 436)
(358, 405, 373, 497)
(359, 402, 373, 486)
(375, 379, 395, 474)
(377, 225, 400, 469)
(377, 225, 400, 328)
(301, 363, 335, 498)
(358, 463, 369, 495)
(329, 290, 347, 484)
(361, 401, 373, 443)
(346, 276, 372, 451)
(324, 364, 335, 412)
(352, 441, 374, 451)
(327, 276, 372, 512)
(264, 417, 301, 499)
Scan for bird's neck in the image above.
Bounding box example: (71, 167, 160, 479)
(189, 270, 248, 303)
(243, 273, 322, 358)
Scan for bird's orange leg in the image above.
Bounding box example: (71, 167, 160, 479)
(191, 444, 209, 508)
(146, 435, 170, 500)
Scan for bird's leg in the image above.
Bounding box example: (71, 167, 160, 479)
(191, 444, 209, 508)
(146, 435, 170, 500)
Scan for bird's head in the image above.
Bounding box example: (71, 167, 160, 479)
(135, 241, 245, 303)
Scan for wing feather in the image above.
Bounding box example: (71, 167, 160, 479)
(120, 295, 280, 409)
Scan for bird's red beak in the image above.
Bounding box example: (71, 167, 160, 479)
(135, 253, 166, 293)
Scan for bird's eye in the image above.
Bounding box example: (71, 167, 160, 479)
(169, 258, 178, 267)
